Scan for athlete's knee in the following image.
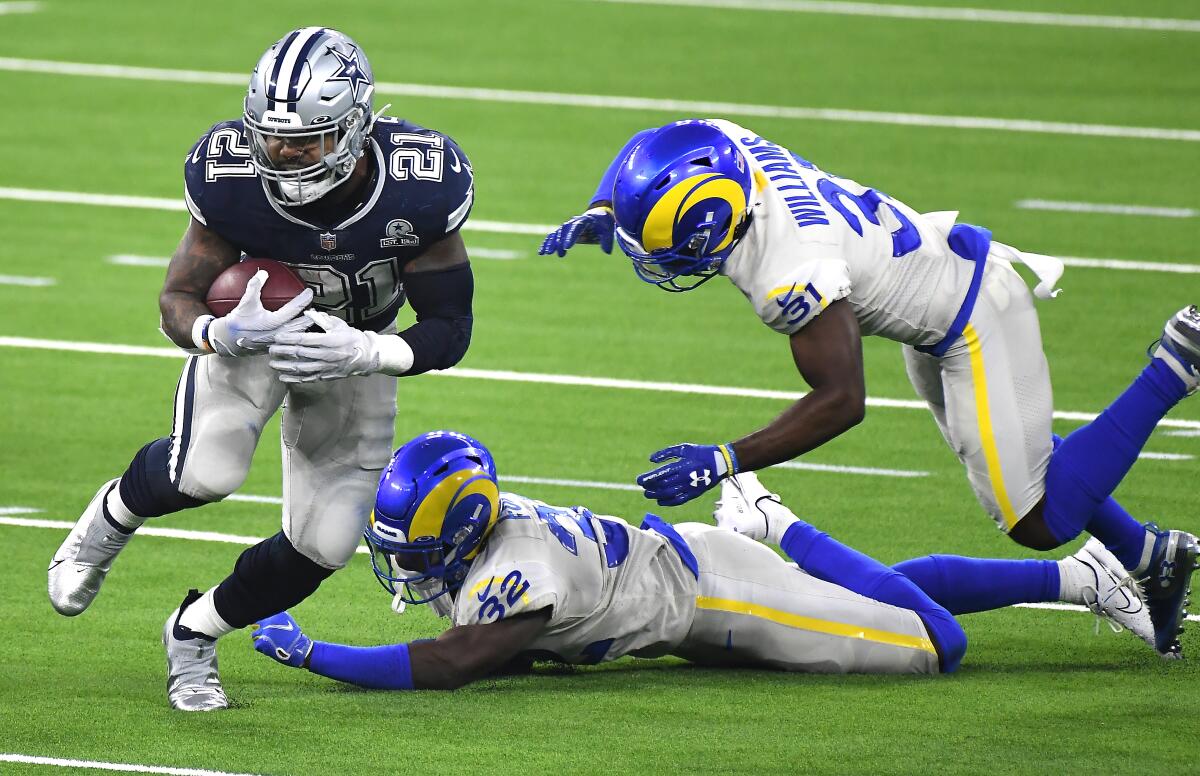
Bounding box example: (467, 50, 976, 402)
(118, 438, 207, 518)
(921, 608, 967, 674)
(286, 525, 359, 570)
(1008, 501, 1064, 551)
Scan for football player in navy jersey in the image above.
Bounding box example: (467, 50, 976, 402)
(47, 27, 477, 711)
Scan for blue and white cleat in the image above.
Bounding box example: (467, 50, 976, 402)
(1153, 305, 1200, 394)
(1134, 525, 1199, 657)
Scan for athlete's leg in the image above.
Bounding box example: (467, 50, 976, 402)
(672, 524, 950, 674)
(182, 370, 398, 637)
(49, 355, 283, 616)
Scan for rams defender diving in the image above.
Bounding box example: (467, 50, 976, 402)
(48, 27, 476, 711)
(248, 431, 1159, 691)
(539, 119, 1199, 657)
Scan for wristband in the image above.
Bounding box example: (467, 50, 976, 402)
(367, 331, 415, 375)
(191, 314, 216, 353)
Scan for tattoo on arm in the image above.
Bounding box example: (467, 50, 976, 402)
(158, 219, 239, 348)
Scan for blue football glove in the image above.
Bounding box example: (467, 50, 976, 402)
(538, 207, 615, 257)
(636, 443, 739, 507)
(251, 611, 314, 669)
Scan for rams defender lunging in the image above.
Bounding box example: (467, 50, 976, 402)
(539, 119, 1199, 657)
(48, 28, 476, 711)
(248, 431, 1157, 691)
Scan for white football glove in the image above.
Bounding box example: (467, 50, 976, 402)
(713, 473, 798, 545)
(268, 310, 414, 383)
(197, 270, 314, 357)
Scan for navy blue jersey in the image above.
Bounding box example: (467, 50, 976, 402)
(184, 116, 474, 332)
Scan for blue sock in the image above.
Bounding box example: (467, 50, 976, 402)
(780, 522, 967, 672)
(892, 555, 1059, 615)
(1042, 360, 1186, 550)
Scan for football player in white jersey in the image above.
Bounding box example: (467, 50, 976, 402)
(538, 119, 1200, 658)
(247, 431, 1162, 692)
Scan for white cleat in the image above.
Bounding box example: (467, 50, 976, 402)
(164, 589, 228, 712)
(713, 473, 780, 542)
(48, 479, 133, 616)
(1066, 539, 1163, 657)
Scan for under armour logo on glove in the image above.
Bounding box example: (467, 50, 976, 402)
(637, 443, 738, 507)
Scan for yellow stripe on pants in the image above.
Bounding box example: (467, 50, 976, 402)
(963, 323, 1020, 530)
(695, 596, 937, 655)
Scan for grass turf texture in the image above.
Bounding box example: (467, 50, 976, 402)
(0, 0, 1198, 773)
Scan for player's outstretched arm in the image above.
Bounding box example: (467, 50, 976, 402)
(637, 300, 865, 506)
(731, 298, 867, 471)
(251, 609, 549, 691)
(158, 218, 240, 349)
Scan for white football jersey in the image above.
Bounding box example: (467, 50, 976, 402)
(451, 493, 698, 664)
(708, 119, 978, 347)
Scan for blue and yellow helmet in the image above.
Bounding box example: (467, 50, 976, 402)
(365, 430, 500, 605)
(612, 120, 753, 292)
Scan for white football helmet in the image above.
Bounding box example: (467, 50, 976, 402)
(243, 27, 377, 206)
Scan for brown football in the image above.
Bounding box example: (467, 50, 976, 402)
(206, 259, 309, 316)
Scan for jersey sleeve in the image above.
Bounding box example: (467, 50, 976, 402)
(452, 559, 559, 627)
(439, 135, 474, 235)
(183, 121, 254, 229)
(753, 257, 853, 335)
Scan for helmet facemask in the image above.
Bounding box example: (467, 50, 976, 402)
(242, 27, 377, 207)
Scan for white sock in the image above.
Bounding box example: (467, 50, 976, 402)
(104, 484, 146, 531)
(178, 587, 236, 639)
(1056, 557, 1094, 605)
(759, 499, 802, 546)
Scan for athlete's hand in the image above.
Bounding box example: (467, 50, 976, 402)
(269, 311, 384, 383)
(204, 270, 313, 357)
(636, 442, 739, 507)
(251, 611, 313, 669)
(538, 207, 615, 257)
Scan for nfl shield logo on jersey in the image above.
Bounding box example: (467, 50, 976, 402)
(380, 219, 420, 248)
(319, 232, 337, 251)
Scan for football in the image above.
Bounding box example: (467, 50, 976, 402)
(205, 258, 309, 316)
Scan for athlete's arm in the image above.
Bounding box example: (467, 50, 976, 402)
(251, 609, 550, 691)
(407, 610, 550, 689)
(394, 231, 474, 375)
(158, 218, 240, 348)
(729, 299, 867, 471)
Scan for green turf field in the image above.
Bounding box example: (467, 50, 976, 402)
(1, 1, 1198, 773)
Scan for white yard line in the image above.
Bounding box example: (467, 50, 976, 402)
(3, 334, 1199, 432)
(0, 753, 261, 776)
(0, 1, 40, 14)
(0, 186, 1197, 275)
(5, 518, 1196, 625)
(0, 274, 55, 286)
(1015, 199, 1198, 219)
(2, 57, 1199, 142)
(1136, 452, 1194, 461)
(1165, 429, 1200, 438)
(582, 0, 1200, 32)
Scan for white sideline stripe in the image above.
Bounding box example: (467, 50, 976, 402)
(1165, 429, 1200, 438)
(0, 506, 41, 515)
(1058, 256, 1200, 275)
(1016, 199, 1198, 219)
(0, 274, 55, 286)
(0, 753, 260, 776)
(470, 248, 523, 260)
(773, 461, 928, 478)
(2, 58, 1199, 143)
(0, 2, 40, 14)
(0, 186, 556, 235)
(8, 519, 1198, 625)
(5, 187, 1198, 276)
(3, 334, 1200, 431)
(1137, 452, 1194, 461)
(584, 0, 1200, 33)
